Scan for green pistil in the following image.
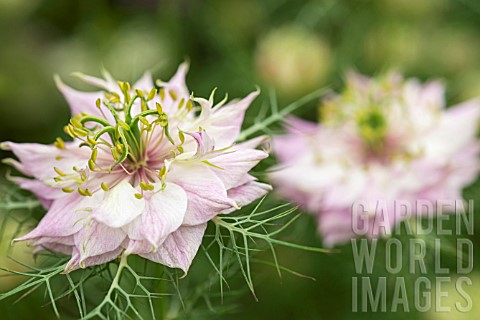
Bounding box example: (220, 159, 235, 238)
(61, 83, 190, 173)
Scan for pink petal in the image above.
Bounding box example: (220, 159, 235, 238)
(421, 98, 480, 158)
(157, 62, 190, 114)
(123, 182, 187, 248)
(187, 130, 215, 157)
(208, 149, 268, 189)
(1, 141, 90, 181)
(54, 76, 107, 117)
(16, 195, 88, 241)
(72, 71, 118, 91)
(284, 116, 319, 134)
(140, 223, 207, 274)
(34, 242, 73, 256)
(65, 246, 124, 272)
(234, 135, 270, 150)
(134, 71, 154, 91)
(168, 164, 237, 225)
(199, 90, 259, 148)
(272, 117, 318, 164)
(224, 181, 272, 213)
(74, 220, 126, 263)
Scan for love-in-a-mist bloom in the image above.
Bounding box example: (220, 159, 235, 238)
(2, 63, 271, 272)
(269, 73, 480, 246)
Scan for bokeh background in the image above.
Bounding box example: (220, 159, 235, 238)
(1, 0, 480, 319)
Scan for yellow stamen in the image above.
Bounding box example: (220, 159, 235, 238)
(88, 159, 95, 171)
(140, 181, 155, 191)
(73, 127, 88, 137)
(101, 182, 110, 191)
(179, 131, 185, 143)
(147, 88, 157, 101)
(177, 98, 185, 109)
(157, 113, 168, 127)
(70, 118, 83, 129)
(55, 155, 63, 160)
(141, 100, 148, 112)
(118, 121, 130, 131)
(156, 102, 163, 114)
(105, 92, 121, 104)
(62, 187, 74, 193)
(159, 88, 165, 100)
(91, 148, 98, 161)
(64, 125, 76, 138)
(139, 116, 149, 126)
(87, 136, 97, 146)
(169, 90, 178, 101)
(54, 137, 65, 149)
(186, 100, 193, 111)
(54, 167, 66, 176)
(134, 193, 143, 199)
(159, 166, 167, 178)
(115, 142, 124, 153)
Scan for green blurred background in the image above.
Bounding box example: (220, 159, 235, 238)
(1, 0, 480, 319)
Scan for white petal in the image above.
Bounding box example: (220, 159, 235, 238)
(92, 181, 145, 228)
(123, 182, 187, 247)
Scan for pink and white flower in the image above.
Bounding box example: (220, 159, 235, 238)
(2, 63, 271, 273)
(269, 72, 480, 246)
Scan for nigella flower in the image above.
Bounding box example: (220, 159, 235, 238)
(2, 63, 271, 273)
(269, 72, 480, 246)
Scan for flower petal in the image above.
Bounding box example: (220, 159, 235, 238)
(1, 141, 90, 181)
(157, 62, 190, 115)
(167, 164, 237, 225)
(74, 220, 126, 262)
(34, 241, 73, 256)
(134, 71, 154, 91)
(123, 182, 187, 247)
(208, 149, 268, 189)
(91, 181, 146, 228)
(140, 223, 207, 274)
(227, 181, 272, 208)
(65, 246, 124, 272)
(187, 130, 215, 157)
(198, 90, 259, 148)
(16, 195, 88, 241)
(54, 75, 107, 117)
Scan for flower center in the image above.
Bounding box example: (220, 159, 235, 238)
(356, 107, 387, 149)
(53, 81, 193, 198)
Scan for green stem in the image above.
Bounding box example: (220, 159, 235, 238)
(0, 200, 40, 210)
(237, 87, 328, 141)
(125, 95, 140, 123)
(80, 116, 111, 128)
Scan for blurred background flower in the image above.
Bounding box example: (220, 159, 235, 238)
(255, 24, 332, 98)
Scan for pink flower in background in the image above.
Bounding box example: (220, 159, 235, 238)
(269, 73, 480, 246)
(2, 63, 271, 273)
